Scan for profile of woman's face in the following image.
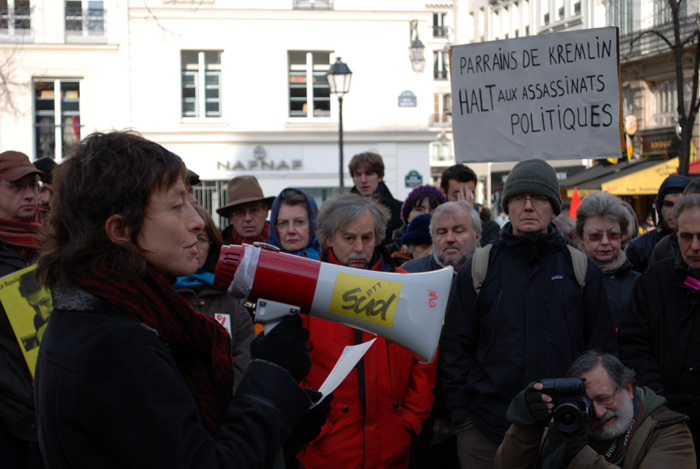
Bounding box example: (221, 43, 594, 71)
(195, 229, 210, 271)
(136, 180, 204, 277)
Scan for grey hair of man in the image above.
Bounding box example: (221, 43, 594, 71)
(316, 193, 389, 252)
(566, 350, 636, 390)
(429, 200, 482, 239)
(574, 192, 630, 241)
(673, 193, 700, 228)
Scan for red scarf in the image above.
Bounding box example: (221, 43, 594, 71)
(230, 221, 270, 245)
(71, 264, 233, 434)
(0, 216, 42, 261)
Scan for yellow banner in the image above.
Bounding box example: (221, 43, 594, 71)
(329, 272, 402, 328)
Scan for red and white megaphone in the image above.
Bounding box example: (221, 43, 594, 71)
(214, 244, 453, 363)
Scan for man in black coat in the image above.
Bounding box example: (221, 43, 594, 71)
(620, 193, 700, 467)
(439, 159, 617, 469)
(349, 152, 403, 246)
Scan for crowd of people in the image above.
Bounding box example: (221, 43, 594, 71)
(0, 130, 699, 468)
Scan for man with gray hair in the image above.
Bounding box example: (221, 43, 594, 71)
(295, 193, 437, 469)
(496, 350, 695, 467)
(620, 193, 700, 466)
(403, 201, 481, 274)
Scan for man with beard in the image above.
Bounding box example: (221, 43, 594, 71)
(403, 201, 481, 274)
(495, 351, 695, 468)
(439, 159, 617, 468)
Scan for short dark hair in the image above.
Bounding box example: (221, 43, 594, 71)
(566, 350, 635, 390)
(37, 130, 187, 287)
(440, 164, 477, 193)
(348, 152, 385, 179)
(276, 188, 311, 218)
(684, 177, 700, 195)
(316, 193, 389, 252)
(194, 205, 224, 273)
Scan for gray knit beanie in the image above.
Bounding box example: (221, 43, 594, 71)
(501, 159, 562, 215)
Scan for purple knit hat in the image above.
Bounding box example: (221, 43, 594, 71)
(401, 184, 446, 224)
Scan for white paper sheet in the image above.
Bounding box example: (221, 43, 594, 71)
(309, 338, 377, 409)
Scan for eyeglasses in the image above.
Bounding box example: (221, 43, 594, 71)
(230, 204, 264, 219)
(679, 232, 700, 243)
(585, 231, 623, 242)
(0, 179, 41, 193)
(508, 195, 550, 208)
(276, 219, 308, 232)
(590, 389, 618, 408)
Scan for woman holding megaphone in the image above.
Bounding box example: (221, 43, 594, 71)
(33, 130, 323, 468)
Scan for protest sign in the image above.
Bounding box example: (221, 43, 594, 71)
(0, 264, 52, 378)
(451, 27, 623, 162)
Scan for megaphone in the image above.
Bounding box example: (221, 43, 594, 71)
(214, 244, 453, 363)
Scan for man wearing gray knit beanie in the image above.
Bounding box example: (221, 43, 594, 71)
(440, 159, 617, 469)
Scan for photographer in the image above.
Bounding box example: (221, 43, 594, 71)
(495, 351, 695, 468)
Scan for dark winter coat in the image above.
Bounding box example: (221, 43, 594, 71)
(402, 254, 443, 273)
(648, 231, 679, 267)
(0, 242, 36, 442)
(351, 182, 403, 247)
(600, 257, 640, 329)
(35, 287, 311, 468)
(440, 223, 618, 444)
(480, 219, 501, 247)
(176, 282, 255, 392)
(619, 252, 700, 461)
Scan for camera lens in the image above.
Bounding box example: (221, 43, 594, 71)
(553, 403, 582, 433)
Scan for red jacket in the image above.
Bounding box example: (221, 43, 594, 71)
(297, 248, 437, 469)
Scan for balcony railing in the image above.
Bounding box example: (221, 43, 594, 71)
(0, 5, 31, 40)
(619, 14, 700, 62)
(293, 0, 333, 9)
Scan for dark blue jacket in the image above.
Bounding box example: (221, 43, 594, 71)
(601, 257, 640, 329)
(439, 224, 617, 443)
(35, 287, 311, 469)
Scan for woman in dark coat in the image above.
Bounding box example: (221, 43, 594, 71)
(175, 205, 255, 392)
(33, 130, 320, 468)
(575, 191, 640, 328)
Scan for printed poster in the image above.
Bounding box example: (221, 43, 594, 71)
(0, 264, 52, 378)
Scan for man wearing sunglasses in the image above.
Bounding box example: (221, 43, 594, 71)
(440, 159, 617, 468)
(495, 351, 695, 468)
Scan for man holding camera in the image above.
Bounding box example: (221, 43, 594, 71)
(495, 351, 695, 468)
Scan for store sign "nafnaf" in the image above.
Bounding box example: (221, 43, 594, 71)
(217, 145, 302, 171)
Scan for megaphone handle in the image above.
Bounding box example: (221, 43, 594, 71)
(255, 298, 301, 333)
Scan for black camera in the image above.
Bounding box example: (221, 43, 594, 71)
(540, 378, 589, 433)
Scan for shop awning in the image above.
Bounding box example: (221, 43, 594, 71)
(601, 158, 679, 195)
(561, 159, 661, 198)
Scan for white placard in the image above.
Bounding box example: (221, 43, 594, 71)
(451, 27, 622, 162)
(309, 338, 377, 409)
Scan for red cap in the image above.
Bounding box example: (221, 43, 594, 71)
(0, 151, 44, 182)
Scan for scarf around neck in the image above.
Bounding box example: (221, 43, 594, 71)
(71, 263, 233, 434)
(0, 216, 42, 261)
(230, 221, 270, 246)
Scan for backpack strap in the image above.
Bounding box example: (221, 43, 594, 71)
(566, 244, 588, 289)
(471, 244, 493, 298)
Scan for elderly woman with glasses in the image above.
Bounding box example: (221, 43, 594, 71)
(575, 191, 640, 328)
(269, 188, 320, 259)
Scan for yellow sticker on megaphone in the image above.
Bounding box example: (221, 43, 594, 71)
(328, 272, 403, 328)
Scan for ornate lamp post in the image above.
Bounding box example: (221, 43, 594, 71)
(409, 20, 425, 74)
(326, 57, 353, 192)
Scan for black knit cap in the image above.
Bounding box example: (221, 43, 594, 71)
(501, 159, 562, 215)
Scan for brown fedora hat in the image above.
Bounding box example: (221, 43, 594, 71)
(216, 175, 275, 217)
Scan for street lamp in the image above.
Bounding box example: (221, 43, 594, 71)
(409, 20, 425, 74)
(327, 57, 352, 192)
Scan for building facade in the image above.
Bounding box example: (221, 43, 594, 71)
(0, 1, 447, 225)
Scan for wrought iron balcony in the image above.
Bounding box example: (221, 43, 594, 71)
(619, 14, 700, 63)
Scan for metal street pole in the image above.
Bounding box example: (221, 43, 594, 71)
(338, 95, 344, 193)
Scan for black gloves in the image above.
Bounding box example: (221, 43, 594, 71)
(506, 382, 552, 427)
(542, 412, 589, 469)
(284, 390, 333, 456)
(250, 315, 311, 382)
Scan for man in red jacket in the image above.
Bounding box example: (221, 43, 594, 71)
(296, 193, 436, 469)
